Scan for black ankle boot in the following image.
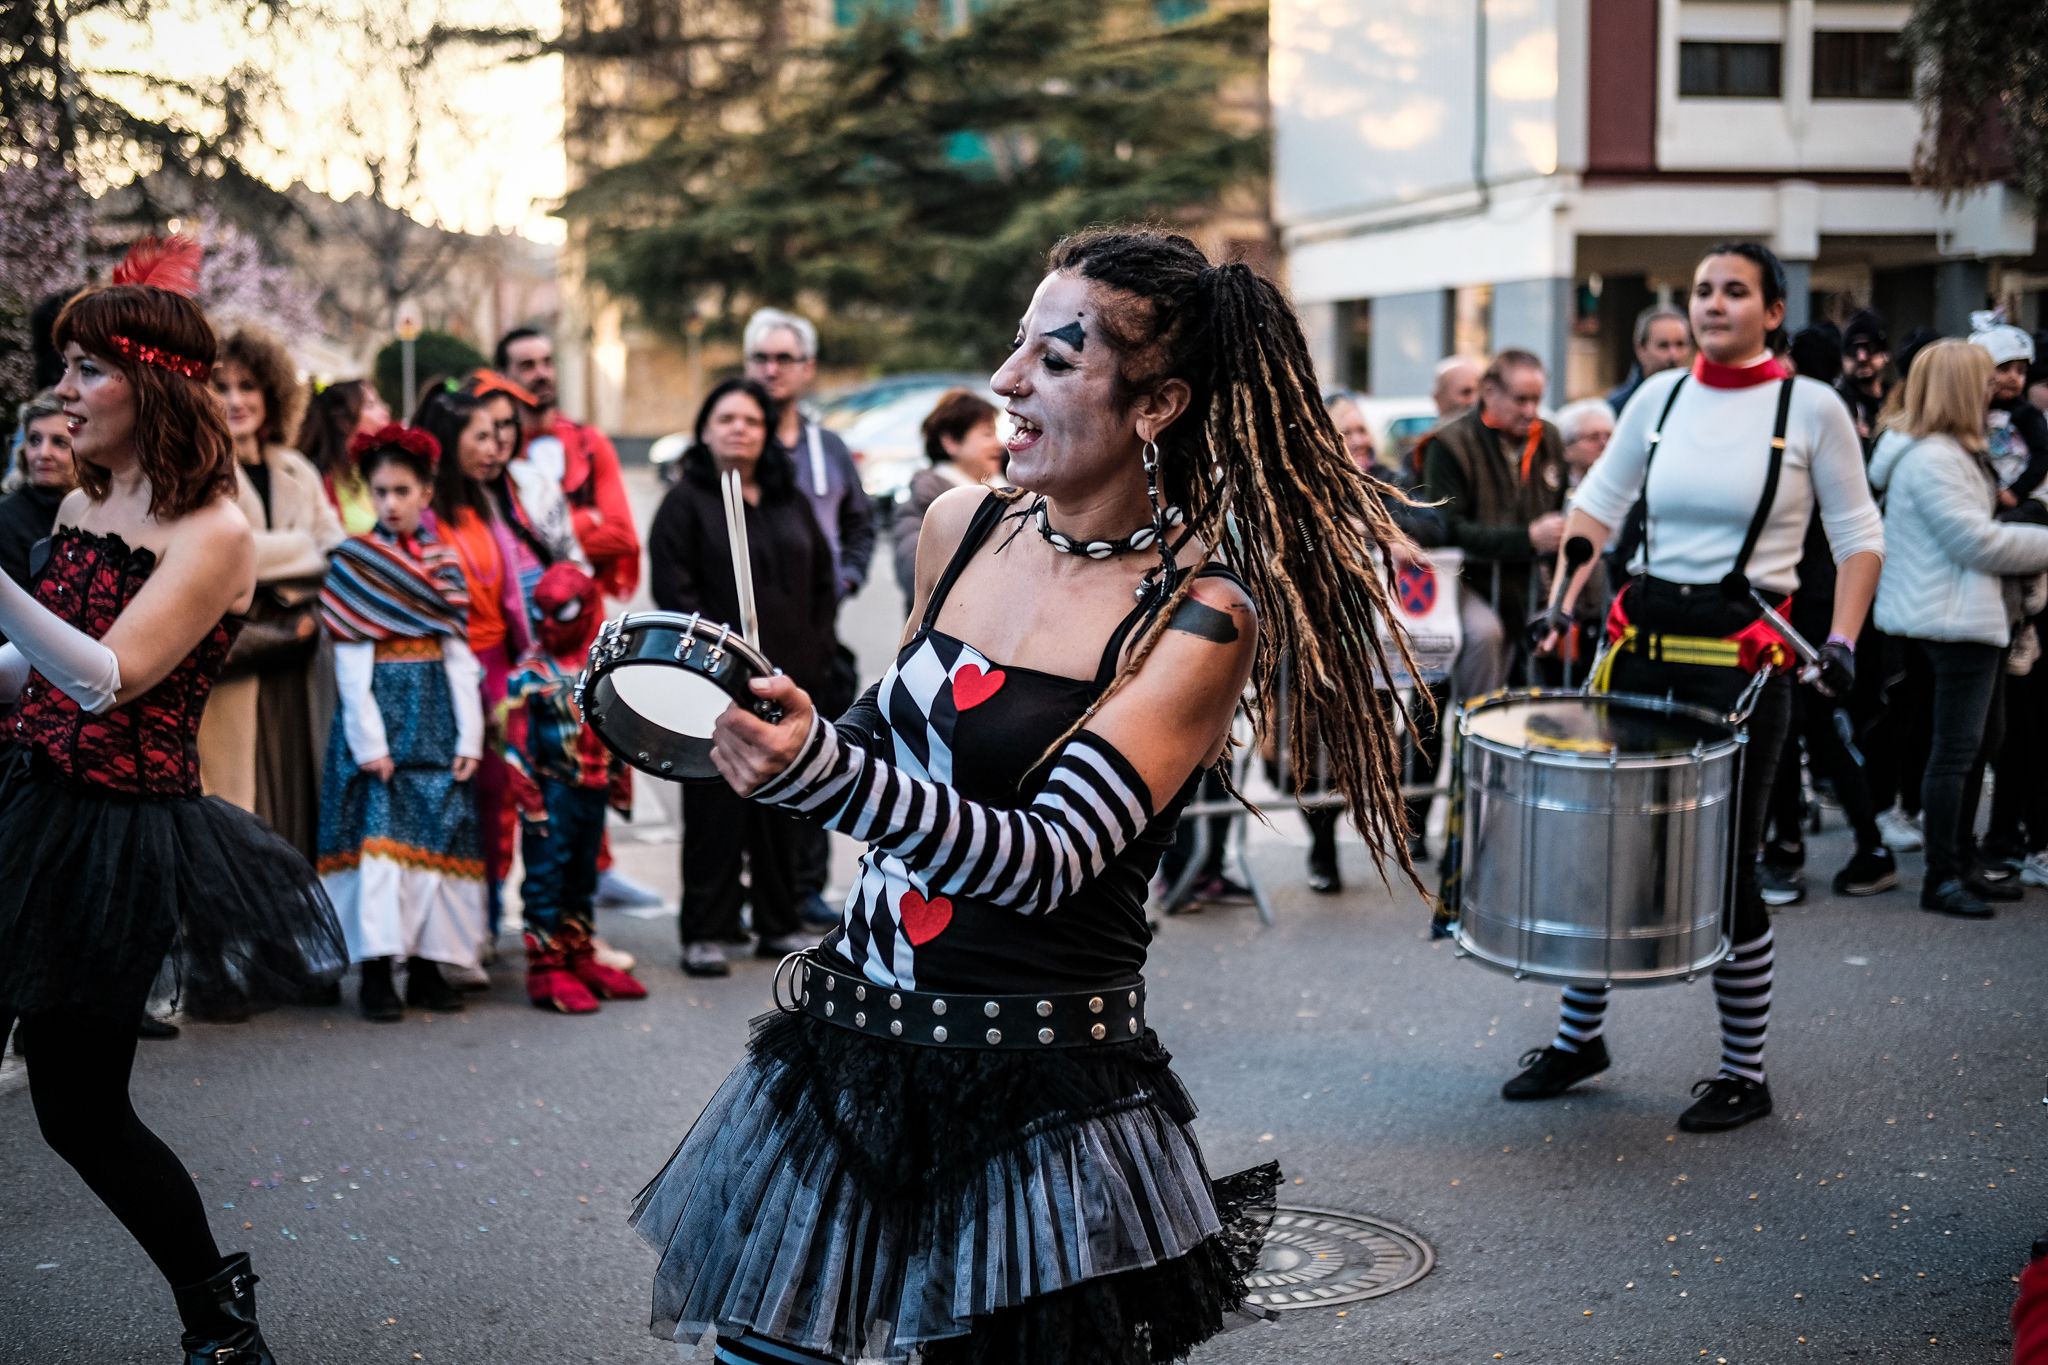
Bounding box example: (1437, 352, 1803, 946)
(404, 957, 465, 1012)
(1305, 810, 1342, 894)
(358, 958, 402, 1023)
(173, 1251, 276, 1364)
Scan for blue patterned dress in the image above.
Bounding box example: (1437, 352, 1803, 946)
(315, 523, 486, 967)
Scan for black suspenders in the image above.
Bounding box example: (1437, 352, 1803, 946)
(1635, 375, 1798, 601)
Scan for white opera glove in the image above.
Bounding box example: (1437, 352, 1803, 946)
(0, 571, 121, 713)
(0, 644, 28, 703)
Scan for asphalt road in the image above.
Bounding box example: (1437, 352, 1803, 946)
(1, 472, 2039, 1363)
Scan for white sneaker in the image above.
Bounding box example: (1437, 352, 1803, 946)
(2021, 851, 2048, 889)
(595, 870, 666, 909)
(1876, 808, 1924, 853)
(591, 936, 637, 973)
(443, 961, 491, 991)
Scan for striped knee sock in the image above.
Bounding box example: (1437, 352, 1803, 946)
(714, 1331, 839, 1365)
(1552, 985, 1610, 1053)
(1712, 929, 1774, 1083)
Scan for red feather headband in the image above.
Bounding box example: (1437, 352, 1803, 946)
(108, 233, 212, 382)
(348, 423, 442, 471)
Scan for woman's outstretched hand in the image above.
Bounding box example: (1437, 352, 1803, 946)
(711, 673, 816, 796)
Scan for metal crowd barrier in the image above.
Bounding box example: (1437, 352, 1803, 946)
(1159, 552, 1573, 922)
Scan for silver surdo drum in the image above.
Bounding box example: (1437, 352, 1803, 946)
(1452, 689, 1743, 986)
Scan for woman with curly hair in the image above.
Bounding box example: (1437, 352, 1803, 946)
(199, 324, 344, 859)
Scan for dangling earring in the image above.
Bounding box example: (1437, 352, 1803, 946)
(1139, 438, 1176, 605)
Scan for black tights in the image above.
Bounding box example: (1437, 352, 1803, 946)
(19, 1009, 221, 1286)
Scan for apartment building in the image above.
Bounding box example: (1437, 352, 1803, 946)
(1273, 0, 2046, 402)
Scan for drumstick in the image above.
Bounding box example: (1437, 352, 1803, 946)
(721, 467, 761, 649)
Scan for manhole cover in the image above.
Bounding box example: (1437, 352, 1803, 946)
(1244, 1205, 1434, 1311)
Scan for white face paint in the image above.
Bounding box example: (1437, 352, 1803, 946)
(987, 272, 1142, 500)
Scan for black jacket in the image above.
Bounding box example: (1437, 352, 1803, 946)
(647, 446, 839, 697)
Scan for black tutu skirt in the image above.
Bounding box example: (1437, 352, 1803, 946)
(630, 1006, 1278, 1365)
(0, 750, 348, 1021)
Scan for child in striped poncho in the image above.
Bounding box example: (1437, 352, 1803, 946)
(315, 424, 487, 1022)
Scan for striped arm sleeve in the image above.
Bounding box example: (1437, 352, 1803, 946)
(752, 714, 1155, 914)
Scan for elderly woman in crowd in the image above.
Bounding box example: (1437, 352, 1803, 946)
(200, 324, 345, 859)
(0, 391, 77, 591)
(892, 388, 1005, 612)
(1556, 397, 1616, 490)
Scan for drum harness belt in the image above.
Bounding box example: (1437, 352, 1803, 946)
(774, 950, 1147, 1052)
(1588, 375, 1797, 692)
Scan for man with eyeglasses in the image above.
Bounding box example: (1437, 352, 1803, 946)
(742, 309, 877, 601)
(1835, 309, 1890, 451)
(743, 307, 876, 929)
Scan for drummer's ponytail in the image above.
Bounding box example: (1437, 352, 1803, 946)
(1044, 228, 1425, 888)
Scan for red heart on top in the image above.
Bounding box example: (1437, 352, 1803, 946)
(899, 888, 953, 946)
(952, 662, 1005, 711)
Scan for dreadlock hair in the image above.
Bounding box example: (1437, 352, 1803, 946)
(1041, 227, 1426, 887)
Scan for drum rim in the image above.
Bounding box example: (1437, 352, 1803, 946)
(1457, 686, 1739, 760)
(605, 609, 776, 677)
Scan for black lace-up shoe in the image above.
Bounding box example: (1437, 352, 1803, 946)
(1677, 1075, 1773, 1132)
(1832, 845, 1898, 896)
(1501, 1040, 1609, 1100)
(1920, 879, 1995, 919)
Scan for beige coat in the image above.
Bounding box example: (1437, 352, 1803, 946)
(198, 446, 345, 812)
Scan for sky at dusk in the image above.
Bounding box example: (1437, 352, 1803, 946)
(76, 0, 567, 243)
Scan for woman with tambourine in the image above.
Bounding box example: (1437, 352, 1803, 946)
(646, 377, 840, 979)
(1519, 242, 1884, 1133)
(622, 229, 1421, 1365)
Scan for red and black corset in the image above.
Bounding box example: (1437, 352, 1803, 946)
(9, 526, 234, 797)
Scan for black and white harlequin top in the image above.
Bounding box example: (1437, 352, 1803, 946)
(755, 493, 1229, 994)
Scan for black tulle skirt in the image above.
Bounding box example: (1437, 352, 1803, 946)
(0, 749, 348, 1021)
(630, 1006, 1279, 1365)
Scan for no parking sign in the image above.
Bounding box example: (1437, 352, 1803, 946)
(1375, 548, 1463, 688)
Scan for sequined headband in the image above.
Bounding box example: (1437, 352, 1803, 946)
(106, 334, 212, 383)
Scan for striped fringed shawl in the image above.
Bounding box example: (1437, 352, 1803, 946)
(320, 526, 471, 643)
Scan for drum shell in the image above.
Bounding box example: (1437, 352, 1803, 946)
(1453, 692, 1741, 987)
(581, 612, 775, 781)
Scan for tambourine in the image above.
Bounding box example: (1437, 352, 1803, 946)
(577, 466, 783, 781)
(577, 612, 783, 780)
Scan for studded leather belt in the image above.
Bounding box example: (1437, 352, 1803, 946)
(774, 951, 1146, 1050)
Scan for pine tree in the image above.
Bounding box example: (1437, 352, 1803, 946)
(555, 0, 1268, 370)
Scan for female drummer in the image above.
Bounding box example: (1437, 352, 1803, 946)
(1511, 242, 1884, 1132)
(0, 237, 346, 1361)
(629, 228, 1421, 1365)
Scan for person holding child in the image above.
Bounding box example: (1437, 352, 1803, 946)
(315, 424, 487, 1021)
(502, 560, 648, 1012)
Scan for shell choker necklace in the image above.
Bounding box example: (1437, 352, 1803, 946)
(1031, 497, 1185, 559)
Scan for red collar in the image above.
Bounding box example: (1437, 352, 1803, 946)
(1691, 354, 1790, 389)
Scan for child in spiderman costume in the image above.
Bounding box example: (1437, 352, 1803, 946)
(502, 561, 646, 1012)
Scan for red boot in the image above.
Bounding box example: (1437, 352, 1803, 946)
(526, 932, 600, 1014)
(560, 922, 648, 1000)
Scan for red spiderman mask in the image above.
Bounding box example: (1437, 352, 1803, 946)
(534, 562, 602, 659)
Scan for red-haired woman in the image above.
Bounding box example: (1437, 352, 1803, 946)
(0, 238, 345, 1362)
